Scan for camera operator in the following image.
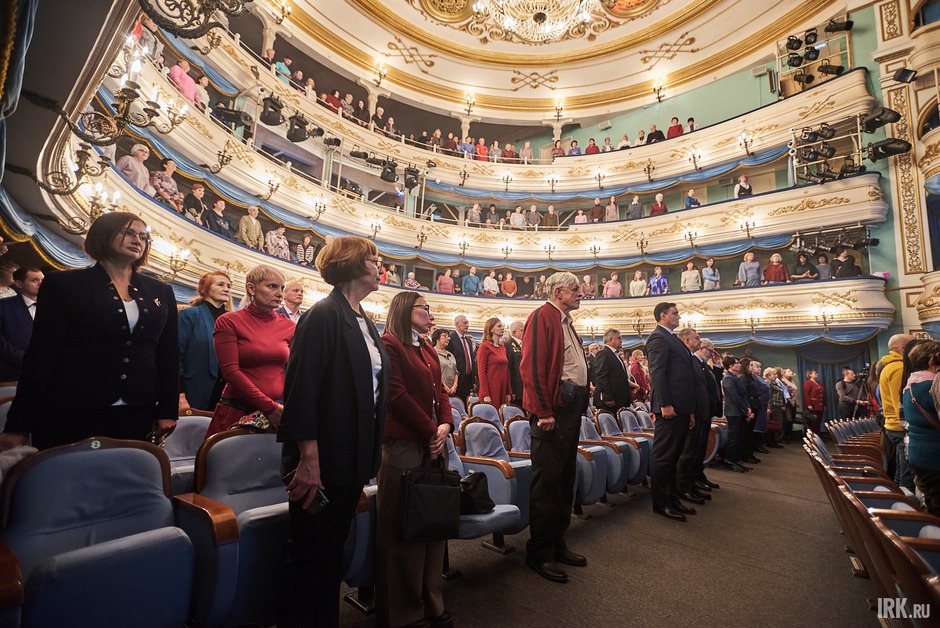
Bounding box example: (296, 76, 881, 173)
(835, 367, 868, 419)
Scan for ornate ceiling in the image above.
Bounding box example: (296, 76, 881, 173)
(264, 0, 848, 121)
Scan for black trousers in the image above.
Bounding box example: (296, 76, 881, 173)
(650, 412, 692, 508)
(31, 404, 157, 450)
(526, 391, 585, 562)
(725, 415, 744, 463)
(278, 483, 363, 628)
(454, 372, 474, 404)
(677, 413, 711, 492)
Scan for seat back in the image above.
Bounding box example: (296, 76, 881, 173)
(451, 407, 463, 432)
(580, 416, 604, 441)
(449, 396, 467, 417)
(499, 404, 525, 423)
(165, 415, 213, 465)
(619, 409, 643, 432)
(469, 402, 502, 430)
(597, 412, 622, 437)
(0, 395, 14, 433)
(195, 430, 285, 516)
(446, 436, 467, 476)
(635, 409, 654, 429)
(461, 419, 510, 461)
(504, 417, 531, 452)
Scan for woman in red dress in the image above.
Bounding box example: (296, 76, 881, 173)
(205, 264, 296, 437)
(477, 317, 512, 405)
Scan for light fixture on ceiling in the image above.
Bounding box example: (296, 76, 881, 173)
(471, 0, 592, 44)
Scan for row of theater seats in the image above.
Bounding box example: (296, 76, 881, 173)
(804, 422, 940, 627)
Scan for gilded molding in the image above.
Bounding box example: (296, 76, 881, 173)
(638, 31, 699, 71)
(920, 140, 940, 179)
(879, 0, 902, 41)
(766, 197, 851, 217)
(719, 299, 797, 312)
(712, 125, 779, 149)
(510, 71, 559, 91)
(212, 258, 251, 275)
(887, 87, 926, 274)
(387, 36, 438, 74)
(797, 96, 837, 120)
(812, 290, 858, 310)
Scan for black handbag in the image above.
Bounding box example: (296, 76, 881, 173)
(397, 455, 461, 542)
(459, 471, 495, 515)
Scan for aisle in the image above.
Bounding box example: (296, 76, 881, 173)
(340, 441, 878, 627)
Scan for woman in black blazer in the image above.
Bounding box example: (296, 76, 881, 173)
(277, 236, 387, 627)
(1, 212, 179, 450)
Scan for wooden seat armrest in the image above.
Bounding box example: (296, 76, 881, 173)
(603, 435, 640, 448)
(576, 446, 594, 460)
(620, 431, 653, 439)
(831, 454, 881, 465)
(580, 439, 621, 454)
(508, 451, 531, 459)
(852, 489, 918, 504)
(459, 455, 515, 478)
(173, 493, 240, 546)
(0, 541, 22, 610)
(870, 509, 940, 524)
(902, 537, 940, 552)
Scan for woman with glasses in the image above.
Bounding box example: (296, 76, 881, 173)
(1, 212, 179, 450)
(278, 237, 387, 626)
(375, 291, 454, 628)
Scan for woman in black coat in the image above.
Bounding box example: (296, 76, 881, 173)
(1, 212, 179, 450)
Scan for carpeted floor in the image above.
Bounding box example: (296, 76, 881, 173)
(339, 439, 879, 627)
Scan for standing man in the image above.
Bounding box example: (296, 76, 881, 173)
(836, 367, 867, 420)
(646, 302, 698, 522)
(461, 266, 482, 296)
(0, 267, 43, 381)
(803, 369, 826, 433)
(447, 315, 477, 402)
(592, 329, 634, 410)
(276, 282, 304, 324)
(505, 321, 524, 403)
(880, 333, 916, 491)
(675, 327, 711, 503)
(521, 272, 589, 583)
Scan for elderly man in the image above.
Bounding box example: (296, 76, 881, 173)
(521, 272, 589, 583)
(238, 205, 264, 250)
(505, 321, 524, 402)
(447, 315, 477, 402)
(880, 333, 916, 491)
(592, 329, 635, 410)
(675, 327, 714, 503)
(276, 282, 304, 324)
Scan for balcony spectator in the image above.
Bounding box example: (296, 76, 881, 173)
(489, 140, 501, 162)
(647, 124, 665, 143)
(629, 270, 647, 297)
(685, 188, 701, 209)
(574, 209, 588, 224)
(384, 117, 400, 139)
(790, 253, 819, 282)
(466, 203, 482, 226)
(482, 270, 499, 297)
(117, 143, 156, 196)
(650, 193, 667, 215)
(634, 130, 646, 146)
(617, 134, 631, 149)
(462, 266, 481, 295)
(265, 224, 291, 261)
(304, 77, 316, 99)
(353, 99, 369, 126)
(702, 258, 720, 290)
(237, 205, 264, 250)
(509, 205, 526, 229)
(291, 70, 305, 93)
(831, 248, 862, 278)
(385, 264, 401, 286)
(601, 137, 614, 152)
(194, 75, 211, 112)
(589, 198, 604, 222)
(519, 275, 534, 298)
(458, 136, 474, 157)
(532, 275, 546, 300)
(605, 196, 619, 222)
(436, 269, 455, 293)
(603, 272, 623, 298)
(475, 137, 489, 161)
(371, 106, 385, 132)
(274, 56, 292, 83)
(551, 139, 565, 158)
(762, 253, 790, 285)
(585, 138, 600, 154)
(519, 140, 534, 163)
(295, 233, 316, 265)
(485, 204, 499, 226)
(543, 205, 559, 227)
(526, 205, 542, 229)
(202, 199, 232, 239)
(182, 183, 207, 225)
(428, 128, 443, 151)
(667, 117, 684, 139)
(816, 253, 831, 280)
(443, 133, 458, 155)
(626, 194, 642, 219)
(451, 269, 460, 294)
(404, 272, 420, 289)
(734, 174, 753, 198)
(150, 158, 183, 212)
(648, 266, 669, 295)
(737, 251, 762, 287)
(567, 140, 581, 156)
(581, 275, 596, 299)
(686, 117, 697, 133)
(135, 16, 163, 60)
(680, 261, 701, 292)
(502, 143, 518, 163)
(261, 48, 276, 69)
(169, 59, 197, 104)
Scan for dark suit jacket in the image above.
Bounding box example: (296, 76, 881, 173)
(7, 264, 179, 434)
(178, 302, 219, 410)
(0, 295, 33, 381)
(593, 346, 632, 409)
(447, 331, 477, 385)
(278, 288, 388, 487)
(505, 337, 523, 402)
(645, 324, 696, 415)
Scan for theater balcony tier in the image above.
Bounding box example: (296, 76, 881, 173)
(175, 34, 874, 191)
(917, 270, 940, 339)
(917, 125, 940, 195)
(908, 21, 940, 81)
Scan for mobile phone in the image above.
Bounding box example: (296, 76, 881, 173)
(282, 470, 330, 515)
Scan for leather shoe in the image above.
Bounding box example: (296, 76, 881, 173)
(701, 478, 720, 489)
(525, 555, 569, 583)
(744, 455, 762, 464)
(653, 505, 687, 522)
(755, 445, 769, 454)
(693, 480, 713, 492)
(692, 488, 711, 501)
(555, 549, 587, 567)
(671, 502, 697, 515)
(679, 491, 705, 505)
(726, 462, 749, 473)
(429, 611, 454, 628)
(767, 440, 784, 448)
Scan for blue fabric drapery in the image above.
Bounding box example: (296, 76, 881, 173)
(0, 187, 94, 269)
(0, 0, 39, 183)
(795, 341, 873, 424)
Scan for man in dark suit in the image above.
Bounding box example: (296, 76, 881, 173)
(447, 314, 477, 402)
(276, 281, 304, 324)
(0, 267, 43, 381)
(646, 302, 698, 522)
(592, 329, 634, 410)
(676, 327, 712, 504)
(505, 321, 524, 402)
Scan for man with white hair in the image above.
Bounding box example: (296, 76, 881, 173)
(276, 282, 304, 324)
(521, 272, 588, 583)
(505, 321, 524, 402)
(447, 314, 477, 401)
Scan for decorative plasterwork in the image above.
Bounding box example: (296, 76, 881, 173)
(886, 86, 927, 275)
(917, 127, 940, 181)
(387, 36, 438, 74)
(917, 271, 940, 324)
(638, 30, 699, 71)
(879, 0, 902, 42)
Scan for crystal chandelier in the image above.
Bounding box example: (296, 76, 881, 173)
(472, 0, 594, 43)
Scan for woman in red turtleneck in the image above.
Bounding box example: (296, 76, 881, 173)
(205, 264, 296, 437)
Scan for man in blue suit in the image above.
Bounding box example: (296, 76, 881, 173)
(0, 267, 43, 381)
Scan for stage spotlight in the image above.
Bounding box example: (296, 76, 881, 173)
(786, 35, 802, 51)
(794, 72, 815, 85)
(380, 161, 399, 183)
(787, 53, 804, 68)
(853, 237, 880, 250)
(214, 106, 252, 127)
(837, 159, 866, 179)
(804, 47, 820, 62)
(818, 142, 836, 159)
(350, 149, 369, 159)
(403, 165, 421, 190)
(861, 107, 902, 133)
(309, 127, 325, 139)
(825, 18, 853, 32)
(260, 96, 284, 126)
(798, 169, 825, 184)
(893, 68, 917, 84)
(799, 146, 819, 162)
(867, 138, 912, 162)
(819, 63, 845, 76)
(804, 28, 818, 45)
(818, 123, 836, 139)
(817, 164, 838, 182)
(801, 127, 818, 143)
(286, 113, 309, 142)
(365, 154, 387, 167)
(323, 135, 341, 147)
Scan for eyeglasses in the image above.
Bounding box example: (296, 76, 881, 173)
(120, 227, 150, 243)
(412, 304, 430, 312)
(364, 257, 380, 266)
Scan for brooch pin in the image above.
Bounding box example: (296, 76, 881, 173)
(154, 298, 161, 307)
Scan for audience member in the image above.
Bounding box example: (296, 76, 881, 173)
(629, 270, 647, 297)
(675, 327, 709, 504)
(462, 266, 481, 296)
(803, 369, 826, 433)
(790, 253, 818, 282)
(526, 205, 542, 229)
(667, 117, 683, 139)
(736, 251, 761, 287)
(629, 350, 650, 403)
(295, 233, 316, 265)
(194, 75, 211, 112)
(684, 188, 701, 209)
(529, 275, 543, 300)
(404, 272, 421, 290)
(589, 198, 604, 223)
(264, 225, 291, 261)
(816, 253, 831, 280)
(466, 204, 482, 226)
(437, 268, 455, 293)
(649, 266, 669, 295)
(502, 272, 518, 298)
(432, 328, 458, 397)
(482, 270, 499, 296)
(831, 248, 861, 278)
(686, 117, 697, 133)
(178, 271, 232, 411)
(543, 205, 559, 228)
(580, 275, 596, 299)
(519, 140, 534, 164)
(135, 15, 164, 60)
(574, 209, 588, 224)
(836, 366, 867, 420)
(385, 264, 401, 286)
(880, 334, 917, 491)
(647, 124, 665, 143)
(605, 196, 619, 222)
(734, 174, 753, 198)
(276, 282, 304, 323)
(902, 341, 940, 515)
(448, 314, 477, 402)
(762, 253, 789, 285)
(680, 261, 701, 292)
(202, 199, 233, 238)
(617, 134, 630, 149)
(505, 321, 524, 402)
(168, 59, 197, 103)
(567, 140, 581, 156)
(475, 137, 489, 161)
(274, 56, 292, 83)
(651, 193, 667, 215)
(593, 328, 633, 409)
(237, 205, 264, 250)
(603, 272, 622, 298)
(627, 194, 642, 219)
(478, 317, 512, 405)
(721, 355, 752, 473)
(0, 266, 42, 381)
(584, 138, 600, 155)
(702, 258, 720, 290)
(116, 143, 156, 196)
(634, 130, 646, 146)
(150, 158, 183, 212)
(371, 106, 386, 132)
(182, 183, 208, 225)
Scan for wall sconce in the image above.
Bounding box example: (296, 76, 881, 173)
(84, 183, 121, 221)
(415, 228, 428, 250)
(652, 77, 665, 102)
(502, 171, 513, 192)
(374, 61, 388, 87)
(152, 238, 191, 282)
(584, 321, 598, 341)
(636, 231, 648, 256)
(310, 196, 326, 221)
(133, 0, 248, 46)
(815, 307, 834, 333)
(274, 1, 291, 24)
(687, 146, 703, 171)
(594, 169, 605, 190)
(458, 165, 469, 187)
(738, 131, 754, 156)
(681, 312, 704, 330)
(684, 226, 698, 248)
(260, 175, 281, 201)
(632, 316, 645, 339)
(501, 245, 513, 260)
(739, 219, 756, 239)
(465, 93, 476, 116)
(190, 30, 223, 55)
(368, 221, 382, 240)
(543, 243, 556, 260)
(203, 143, 233, 173)
(458, 239, 470, 256)
(554, 101, 564, 122)
(153, 98, 189, 135)
(589, 241, 601, 261)
(742, 309, 763, 335)
(547, 172, 559, 193)
(7, 142, 110, 196)
(644, 159, 655, 183)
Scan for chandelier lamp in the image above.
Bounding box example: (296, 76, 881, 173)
(471, 0, 592, 43)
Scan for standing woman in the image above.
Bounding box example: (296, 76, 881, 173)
(629, 350, 650, 404)
(205, 264, 295, 437)
(433, 328, 458, 397)
(1, 212, 178, 450)
(648, 266, 670, 295)
(278, 237, 387, 626)
(902, 342, 940, 515)
(477, 317, 512, 405)
(376, 292, 454, 628)
(702, 258, 720, 291)
(629, 270, 648, 297)
(737, 252, 762, 287)
(680, 261, 701, 292)
(178, 271, 232, 411)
